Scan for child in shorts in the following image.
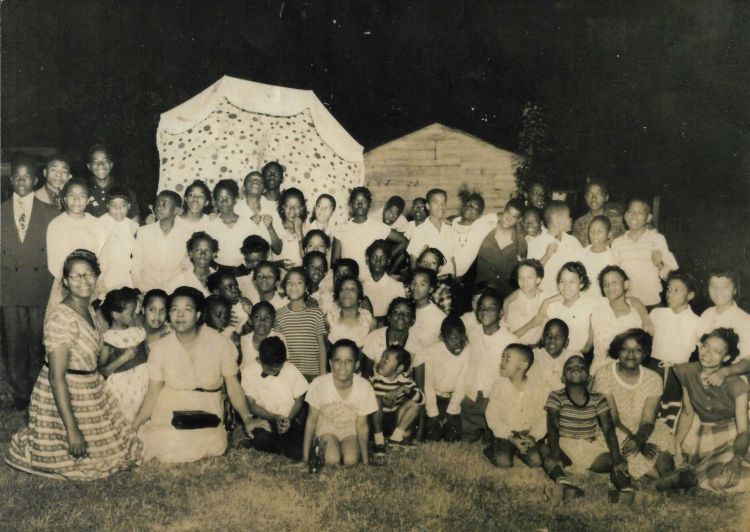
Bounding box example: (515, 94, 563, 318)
(303, 339, 378, 467)
(543, 356, 636, 502)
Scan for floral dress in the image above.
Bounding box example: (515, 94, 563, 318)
(6, 305, 142, 480)
(592, 361, 672, 479)
(103, 326, 149, 422)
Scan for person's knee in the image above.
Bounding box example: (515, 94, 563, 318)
(342, 452, 360, 467)
(322, 439, 341, 466)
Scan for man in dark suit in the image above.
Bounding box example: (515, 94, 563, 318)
(1, 157, 60, 408)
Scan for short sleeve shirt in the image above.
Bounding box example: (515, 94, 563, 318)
(673, 362, 749, 423)
(305, 373, 378, 436)
(545, 389, 610, 439)
(241, 360, 308, 417)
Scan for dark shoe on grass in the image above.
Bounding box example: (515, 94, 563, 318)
(483, 445, 500, 467)
(388, 438, 415, 449)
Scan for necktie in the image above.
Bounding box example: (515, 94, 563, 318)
(17, 199, 27, 240)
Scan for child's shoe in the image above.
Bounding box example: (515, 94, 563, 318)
(372, 444, 387, 463)
(483, 445, 500, 467)
(388, 438, 416, 450)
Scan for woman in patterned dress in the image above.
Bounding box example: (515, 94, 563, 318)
(6, 250, 142, 480)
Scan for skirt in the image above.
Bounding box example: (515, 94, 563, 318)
(691, 419, 750, 494)
(106, 364, 149, 423)
(138, 387, 226, 463)
(5, 366, 142, 480)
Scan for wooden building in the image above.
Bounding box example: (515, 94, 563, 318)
(364, 123, 519, 217)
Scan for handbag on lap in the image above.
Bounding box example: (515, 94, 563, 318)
(171, 410, 221, 430)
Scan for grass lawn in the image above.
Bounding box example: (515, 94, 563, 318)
(1, 407, 748, 531)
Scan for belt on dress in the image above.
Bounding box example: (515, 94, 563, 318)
(193, 386, 222, 393)
(43, 360, 96, 375)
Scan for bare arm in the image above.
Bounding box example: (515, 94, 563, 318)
(386, 229, 408, 260)
(356, 415, 370, 465)
(302, 406, 320, 462)
(318, 334, 328, 375)
(288, 395, 305, 421)
(546, 409, 562, 463)
(99, 347, 136, 378)
(598, 410, 626, 466)
(132, 379, 165, 429)
(673, 386, 695, 459)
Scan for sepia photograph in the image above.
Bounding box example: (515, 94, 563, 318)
(1, 1, 749, 530)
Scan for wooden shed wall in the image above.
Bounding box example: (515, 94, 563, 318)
(364, 124, 519, 216)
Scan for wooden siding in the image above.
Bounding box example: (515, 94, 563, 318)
(364, 123, 519, 216)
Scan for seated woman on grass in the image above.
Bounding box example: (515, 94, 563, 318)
(592, 329, 674, 482)
(303, 339, 378, 467)
(658, 328, 750, 494)
(132, 286, 266, 463)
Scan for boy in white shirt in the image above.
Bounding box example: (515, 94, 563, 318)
(611, 198, 677, 307)
(646, 271, 699, 428)
(406, 188, 458, 277)
(424, 317, 470, 442)
(362, 239, 406, 327)
(241, 336, 308, 460)
(131, 190, 190, 293)
(457, 289, 519, 442)
(538, 201, 584, 295)
(484, 344, 547, 469)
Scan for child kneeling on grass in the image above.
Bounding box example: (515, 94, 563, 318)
(303, 339, 378, 467)
(241, 337, 308, 460)
(484, 344, 546, 469)
(543, 355, 639, 503)
(370, 346, 425, 458)
(424, 316, 470, 442)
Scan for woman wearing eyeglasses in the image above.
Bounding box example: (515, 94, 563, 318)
(45, 177, 107, 311)
(6, 250, 143, 480)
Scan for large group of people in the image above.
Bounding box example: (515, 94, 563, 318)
(1, 145, 749, 501)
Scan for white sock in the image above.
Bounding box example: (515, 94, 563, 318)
(374, 432, 385, 446)
(390, 428, 404, 442)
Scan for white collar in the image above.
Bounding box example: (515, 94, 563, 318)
(13, 192, 34, 210)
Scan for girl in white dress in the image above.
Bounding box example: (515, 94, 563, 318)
(99, 287, 148, 422)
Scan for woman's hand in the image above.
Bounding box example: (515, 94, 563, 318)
(262, 214, 274, 229)
(621, 434, 640, 457)
(244, 417, 271, 437)
(722, 455, 743, 488)
(277, 416, 291, 434)
(292, 216, 304, 236)
(67, 426, 87, 458)
(706, 367, 728, 387)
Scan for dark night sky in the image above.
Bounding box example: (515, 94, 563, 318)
(2, 0, 749, 207)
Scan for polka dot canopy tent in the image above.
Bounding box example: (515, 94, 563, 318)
(157, 76, 364, 223)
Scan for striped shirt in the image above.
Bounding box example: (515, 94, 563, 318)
(545, 389, 610, 440)
(370, 373, 425, 413)
(274, 306, 326, 377)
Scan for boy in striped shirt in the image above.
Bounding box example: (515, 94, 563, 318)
(543, 355, 636, 502)
(370, 346, 425, 453)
